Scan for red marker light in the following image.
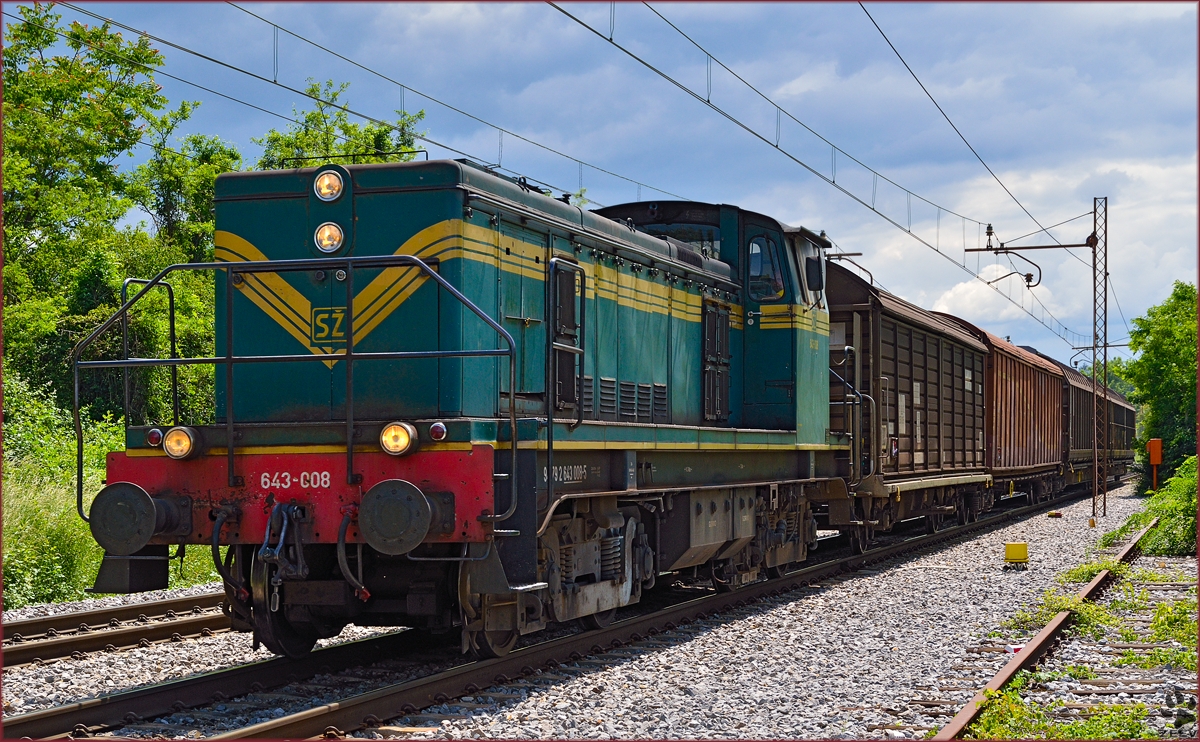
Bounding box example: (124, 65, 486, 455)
(146, 428, 164, 446)
(429, 422, 447, 441)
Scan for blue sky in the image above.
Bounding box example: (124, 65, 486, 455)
(40, 2, 1198, 367)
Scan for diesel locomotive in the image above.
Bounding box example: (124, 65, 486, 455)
(76, 158, 1135, 658)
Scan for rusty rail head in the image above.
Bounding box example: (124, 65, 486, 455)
(934, 516, 1159, 740)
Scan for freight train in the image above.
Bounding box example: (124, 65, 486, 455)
(76, 159, 1135, 658)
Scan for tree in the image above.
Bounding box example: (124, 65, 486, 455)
(2, 3, 171, 293)
(254, 79, 425, 169)
(1119, 281, 1197, 482)
(127, 104, 244, 263)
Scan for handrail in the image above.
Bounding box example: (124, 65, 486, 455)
(829, 366, 876, 486)
(73, 254, 518, 527)
(122, 278, 179, 427)
(544, 258, 588, 521)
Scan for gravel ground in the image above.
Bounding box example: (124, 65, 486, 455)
(1, 622, 398, 716)
(0, 485, 1153, 735)
(364, 486, 1150, 739)
(2, 582, 224, 623)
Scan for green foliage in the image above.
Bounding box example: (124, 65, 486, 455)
(1003, 590, 1120, 639)
(966, 674, 1155, 739)
(1099, 456, 1197, 556)
(2, 3, 168, 292)
(1116, 647, 1198, 672)
(1107, 582, 1151, 614)
(1057, 558, 1129, 584)
(254, 79, 425, 169)
(1121, 281, 1197, 481)
(1148, 597, 1198, 648)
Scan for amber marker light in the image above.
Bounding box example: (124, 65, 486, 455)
(380, 422, 418, 456)
(314, 222, 344, 253)
(314, 170, 344, 201)
(163, 427, 199, 460)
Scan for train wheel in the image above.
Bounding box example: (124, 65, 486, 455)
(249, 555, 319, 658)
(467, 625, 519, 658)
(765, 563, 789, 579)
(578, 608, 617, 631)
(924, 515, 942, 535)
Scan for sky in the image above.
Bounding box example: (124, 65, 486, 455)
(29, 1, 1198, 368)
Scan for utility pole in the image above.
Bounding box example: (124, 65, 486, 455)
(966, 197, 1109, 517)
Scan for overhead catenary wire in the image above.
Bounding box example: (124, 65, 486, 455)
(53, 3, 615, 206)
(549, 1, 1088, 347)
(630, 2, 1089, 347)
(858, 2, 1131, 339)
(223, 1, 687, 203)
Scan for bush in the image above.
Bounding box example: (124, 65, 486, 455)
(2, 371, 219, 609)
(1099, 456, 1197, 556)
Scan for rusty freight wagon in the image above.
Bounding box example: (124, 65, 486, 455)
(938, 321, 1065, 503)
(1023, 348, 1136, 486)
(823, 262, 992, 552)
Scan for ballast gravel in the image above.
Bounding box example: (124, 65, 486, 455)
(2, 581, 224, 623)
(0, 486, 1152, 737)
(369, 486, 1149, 739)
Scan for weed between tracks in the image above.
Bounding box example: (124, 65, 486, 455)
(960, 670, 1157, 739)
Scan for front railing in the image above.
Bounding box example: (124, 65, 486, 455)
(72, 255, 518, 524)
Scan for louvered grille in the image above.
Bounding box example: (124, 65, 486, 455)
(653, 383, 668, 422)
(637, 383, 653, 422)
(619, 381, 637, 420)
(583, 376, 595, 416)
(599, 377, 617, 417)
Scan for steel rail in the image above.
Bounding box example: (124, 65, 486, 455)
(3, 591, 224, 640)
(3, 487, 1090, 739)
(209, 493, 1083, 739)
(933, 517, 1160, 740)
(0, 631, 443, 739)
(3, 613, 230, 668)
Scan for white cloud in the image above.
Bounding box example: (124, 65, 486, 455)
(773, 62, 839, 98)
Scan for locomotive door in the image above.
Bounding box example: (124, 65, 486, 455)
(497, 220, 549, 414)
(741, 227, 795, 429)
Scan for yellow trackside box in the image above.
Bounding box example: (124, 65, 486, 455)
(1005, 542, 1029, 564)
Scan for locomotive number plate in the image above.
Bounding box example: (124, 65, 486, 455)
(260, 471, 331, 489)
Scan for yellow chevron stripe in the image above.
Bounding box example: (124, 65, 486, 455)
(216, 220, 747, 365)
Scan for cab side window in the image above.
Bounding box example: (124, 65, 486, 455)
(747, 236, 785, 302)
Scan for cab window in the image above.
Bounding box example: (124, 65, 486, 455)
(747, 236, 785, 302)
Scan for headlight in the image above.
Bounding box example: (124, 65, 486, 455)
(163, 427, 199, 460)
(314, 170, 344, 202)
(314, 222, 344, 253)
(380, 422, 418, 456)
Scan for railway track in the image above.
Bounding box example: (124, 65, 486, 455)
(3, 487, 1087, 740)
(2, 592, 228, 668)
(923, 518, 1197, 740)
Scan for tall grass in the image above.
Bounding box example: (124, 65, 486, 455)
(3, 372, 219, 610)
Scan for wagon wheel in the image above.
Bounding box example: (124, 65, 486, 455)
(458, 565, 519, 659)
(579, 608, 618, 630)
(249, 555, 319, 658)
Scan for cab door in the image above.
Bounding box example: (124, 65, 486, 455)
(741, 226, 796, 429)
